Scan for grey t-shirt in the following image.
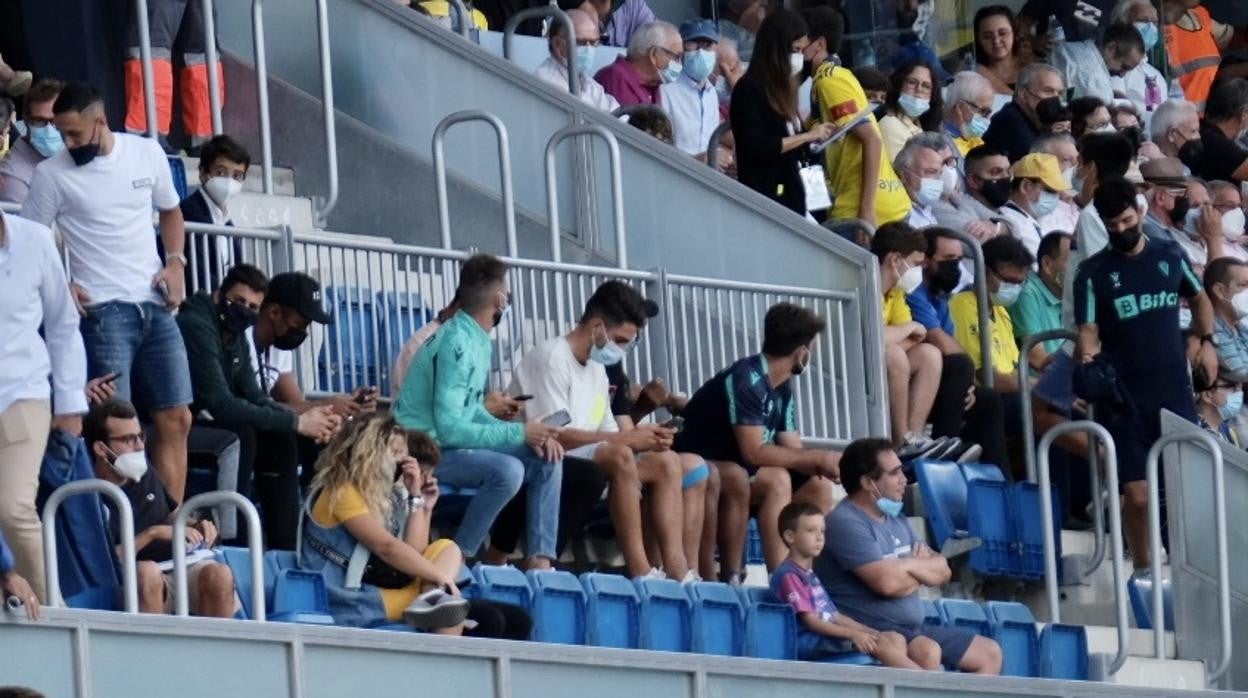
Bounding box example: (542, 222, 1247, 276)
(814, 499, 924, 630)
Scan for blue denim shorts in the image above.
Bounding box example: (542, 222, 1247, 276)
(80, 301, 193, 411)
(1033, 349, 1076, 415)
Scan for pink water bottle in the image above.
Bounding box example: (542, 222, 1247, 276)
(1145, 76, 1161, 111)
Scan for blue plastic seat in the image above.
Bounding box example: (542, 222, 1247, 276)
(318, 286, 382, 393)
(984, 601, 1036, 625)
(937, 599, 991, 636)
(66, 586, 119, 611)
(473, 564, 533, 610)
(960, 462, 1007, 483)
(922, 598, 944, 627)
(1127, 575, 1174, 631)
(986, 600, 1040, 677)
(219, 546, 266, 620)
(581, 572, 641, 649)
(167, 157, 188, 200)
(271, 569, 336, 625)
(1039, 623, 1089, 680)
(1011, 482, 1061, 580)
(967, 478, 1014, 576)
(736, 587, 795, 660)
(820, 653, 878, 666)
(527, 570, 585, 644)
(634, 577, 692, 652)
(686, 582, 744, 656)
(914, 460, 968, 549)
(375, 290, 430, 396)
(744, 518, 765, 566)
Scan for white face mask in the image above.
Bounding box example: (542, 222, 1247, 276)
(108, 449, 149, 482)
(203, 176, 243, 208)
(1222, 208, 1246, 240)
(895, 260, 924, 294)
(941, 165, 960, 196)
(789, 52, 804, 77)
(1232, 289, 1248, 319)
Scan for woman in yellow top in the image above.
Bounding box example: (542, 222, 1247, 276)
(878, 60, 944, 164)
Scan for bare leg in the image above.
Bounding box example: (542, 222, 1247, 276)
(637, 450, 689, 580)
(195, 563, 237, 618)
(792, 476, 838, 514)
(872, 631, 923, 669)
(596, 442, 652, 577)
(908, 636, 942, 670)
(641, 497, 661, 568)
(885, 342, 911, 444)
(150, 405, 192, 503)
(956, 636, 1003, 675)
(713, 461, 749, 582)
(1123, 481, 1152, 570)
(751, 466, 793, 571)
(137, 561, 164, 614)
(906, 343, 942, 435)
(678, 454, 707, 574)
(699, 464, 722, 580)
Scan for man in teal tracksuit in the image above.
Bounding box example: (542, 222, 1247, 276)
(395, 254, 564, 566)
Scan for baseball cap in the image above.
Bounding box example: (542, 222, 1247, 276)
(266, 272, 333, 324)
(642, 298, 660, 318)
(1010, 153, 1070, 192)
(679, 18, 718, 43)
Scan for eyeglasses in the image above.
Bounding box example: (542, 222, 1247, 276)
(655, 47, 680, 61)
(960, 100, 993, 118)
(575, 38, 601, 47)
(903, 76, 933, 94)
(107, 433, 145, 448)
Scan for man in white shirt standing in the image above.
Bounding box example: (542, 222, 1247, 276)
(0, 207, 87, 602)
(21, 82, 194, 503)
(997, 153, 1070, 260)
(659, 19, 721, 159)
(534, 9, 621, 113)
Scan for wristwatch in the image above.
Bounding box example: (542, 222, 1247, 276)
(407, 495, 425, 512)
(166, 252, 188, 267)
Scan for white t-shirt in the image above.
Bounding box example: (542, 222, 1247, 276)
(245, 325, 294, 396)
(508, 336, 618, 433)
(21, 133, 179, 305)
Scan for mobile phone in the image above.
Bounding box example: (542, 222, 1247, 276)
(102, 372, 119, 385)
(662, 416, 685, 433)
(513, 394, 534, 401)
(542, 409, 572, 427)
(354, 386, 377, 404)
(157, 279, 172, 304)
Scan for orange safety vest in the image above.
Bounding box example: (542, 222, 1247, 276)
(1163, 6, 1221, 113)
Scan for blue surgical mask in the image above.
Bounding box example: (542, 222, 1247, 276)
(898, 93, 930, 119)
(1134, 22, 1159, 52)
(1184, 208, 1202, 237)
(575, 44, 596, 75)
(682, 48, 716, 84)
(1220, 391, 1243, 421)
(871, 481, 904, 517)
(1033, 190, 1061, 217)
(964, 113, 990, 138)
(29, 124, 64, 158)
(914, 176, 944, 207)
(590, 325, 627, 365)
(660, 58, 683, 85)
(993, 281, 1023, 306)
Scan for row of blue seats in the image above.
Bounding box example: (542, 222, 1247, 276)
(915, 460, 1061, 580)
(926, 598, 1087, 680)
(318, 287, 433, 396)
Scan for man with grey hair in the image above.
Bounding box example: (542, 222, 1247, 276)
(1030, 133, 1081, 233)
(895, 133, 950, 228)
(535, 8, 620, 112)
(595, 20, 682, 107)
(943, 71, 995, 155)
(984, 63, 1065, 162)
(1150, 99, 1202, 166)
(1209, 180, 1248, 261)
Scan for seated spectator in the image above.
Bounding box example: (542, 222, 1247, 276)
(505, 281, 699, 580)
(983, 63, 1065, 162)
(772, 502, 930, 668)
(1210, 180, 1248, 261)
(1140, 157, 1223, 269)
(1195, 78, 1248, 185)
(0, 202, 86, 603)
(1109, 0, 1167, 124)
(660, 19, 721, 158)
(1049, 23, 1145, 104)
(878, 60, 943, 163)
(1111, 103, 1143, 132)
(1193, 366, 1242, 445)
(998, 153, 1070, 258)
(674, 303, 841, 578)
(934, 144, 1010, 241)
(815, 438, 1002, 673)
(535, 9, 620, 112)
(0, 527, 40, 620)
(1012, 231, 1072, 367)
(176, 265, 340, 550)
(582, 0, 657, 48)
(21, 82, 194, 503)
(871, 222, 942, 448)
(394, 254, 563, 568)
(1069, 96, 1112, 141)
(943, 71, 995, 155)
(180, 135, 250, 293)
(716, 0, 767, 62)
(803, 7, 909, 227)
(949, 235, 1034, 400)
(1205, 257, 1248, 377)
(624, 105, 675, 144)
(0, 79, 61, 203)
(84, 399, 239, 618)
(1150, 99, 1203, 167)
(1030, 133, 1082, 233)
(853, 67, 890, 109)
(893, 134, 949, 228)
(972, 5, 1022, 98)
(595, 21, 681, 107)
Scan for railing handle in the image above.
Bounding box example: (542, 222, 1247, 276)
(202, 0, 223, 135)
(172, 491, 266, 621)
(313, 0, 339, 226)
(447, 0, 473, 38)
(1145, 430, 1231, 683)
(941, 229, 992, 388)
(544, 123, 627, 269)
(252, 0, 274, 194)
(432, 111, 518, 257)
(41, 479, 139, 613)
(503, 7, 577, 97)
(133, 0, 159, 140)
(706, 120, 732, 169)
(1018, 329, 1077, 483)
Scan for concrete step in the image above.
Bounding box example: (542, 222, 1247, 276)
(1082, 624, 1177, 660)
(1090, 653, 1206, 690)
(178, 155, 298, 197)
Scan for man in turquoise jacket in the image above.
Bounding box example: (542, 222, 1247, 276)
(395, 254, 563, 566)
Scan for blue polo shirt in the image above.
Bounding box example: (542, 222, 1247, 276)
(906, 282, 955, 335)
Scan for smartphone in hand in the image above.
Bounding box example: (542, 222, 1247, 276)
(662, 416, 685, 433)
(513, 394, 534, 401)
(157, 280, 173, 305)
(542, 409, 572, 428)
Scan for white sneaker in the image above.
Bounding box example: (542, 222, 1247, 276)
(402, 588, 470, 630)
(639, 567, 666, 581)
(680, 570, 702, 585)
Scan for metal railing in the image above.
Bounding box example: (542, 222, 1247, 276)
(1145, 432, 1231, 683)
(503, 7, 577, 95)
(705, 121, 732, 169)
(432, 111, 518, 257)
(251, 0, 275, 193)
(172, 492, 265, 620)
(545, 124, 627, 268)
(184, 221, 284, 295)
(134, 0, 159, 140)
(943, 229, 992, 388)
(203, 0, 223, 135)
(1019, 330, 1076, 483)
(447, 0, 473, 38)
(312, 0, 340, 226)
(1038, 421, 1129, 677)
(41, 480, 139, 613)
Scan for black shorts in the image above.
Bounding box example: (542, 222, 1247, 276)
(1099, 393, 1197, 488)
(876, 621, 977, 669)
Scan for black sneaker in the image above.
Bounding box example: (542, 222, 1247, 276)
(402, 588, 470, 630)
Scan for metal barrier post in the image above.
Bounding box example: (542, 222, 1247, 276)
(943, 229, 993, 388)
(432, 111, 518, 256)
(201, 0, 223, 135)
(447, 0, 473, 38)
(313, 0, 339, 226)
(503, 7, 577, 96)
(172, 492, 265, 620)
(1037, 421, 1129, 676)
(1145, 432, 1231, 683)
(252, 0, 274, 194)
(705, 121, 732, 169)
(41, 480, 139, 613)
(134, 0, 160, 140)
(544, 124, 627, 269)
(1019, 330, 1077, 483)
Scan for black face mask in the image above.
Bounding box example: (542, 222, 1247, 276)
(979, 177, 1012, 208)
(791, 349, 809, 376)
(273, 327, 308, 351)
(1178, 139, 1204, 170)
(1109, 226, 1143, 253)
(1170, 194, 1191, 223)
(931, 259, 962, 294)
(217, 298, 258, 335)
(1034, 97, 1067, 127)
(68, 124, 101, 167)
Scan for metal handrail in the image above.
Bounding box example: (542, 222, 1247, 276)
(545, 124, 627, 269)
(503, 7, 577, 96)
(1145, 431, 1231, 683)
(942, 229, 993, 388)
(447, 0, 472, 38)
(313, 0, 339, 226)
(202, 0, 223, 135)
(252, 0, 274, 194)
(706, 120, 732, 169)
(185, 220, 284, 241)
(432, 111, 518, 256)
(134, 0, 159, 140)
(1037, 420, 1129, 676)
(172, 492, 265, 620)
(41, 480, 139, 613)
(1019, 330, 1077, 483)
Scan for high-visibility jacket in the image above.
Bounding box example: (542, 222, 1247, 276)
(1164, 6, 1222, 113)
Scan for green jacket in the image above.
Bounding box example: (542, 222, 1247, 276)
(394, 310, 523, 449)
(176, 292, 298, 432)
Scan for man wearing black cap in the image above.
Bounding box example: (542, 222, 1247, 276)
(177, 265, 341, 549)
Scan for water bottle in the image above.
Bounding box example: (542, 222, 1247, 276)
(1048, 14, 1065, 45)
(1168, 78, 1185, 101)
(960, 51, 976, 74)
(1144, 75, 1161, 111)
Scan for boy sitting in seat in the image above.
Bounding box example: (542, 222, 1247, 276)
(770, 502, 929, 668)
